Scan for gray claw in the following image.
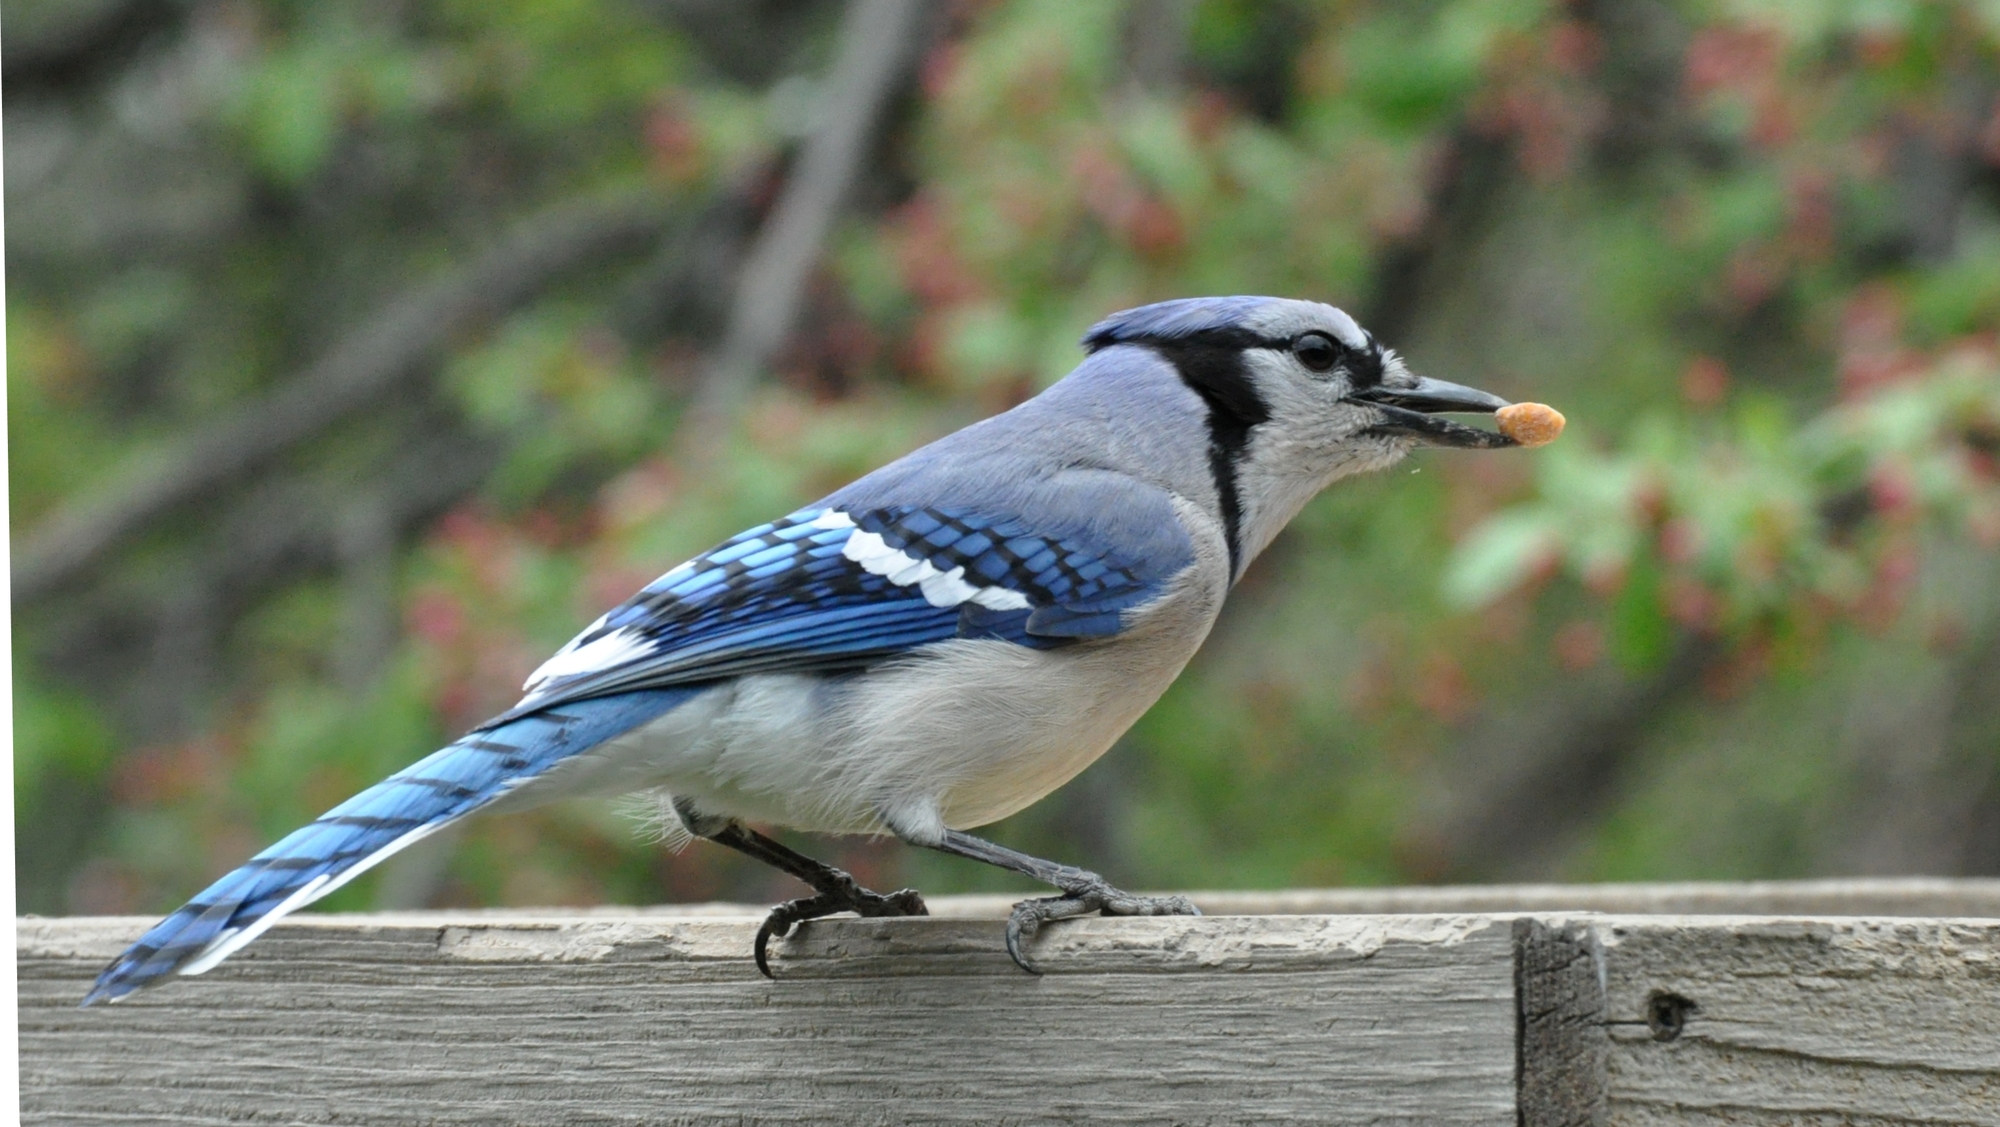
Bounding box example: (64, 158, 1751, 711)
(1003, 881, 1202, 974)
(755, 884, 928, 979)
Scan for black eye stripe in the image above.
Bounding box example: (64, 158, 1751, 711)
(1350, 339, 1384, 387)
(1106, 325, 1385, 388)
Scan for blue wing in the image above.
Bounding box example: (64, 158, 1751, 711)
(500, 496, 1194, 721)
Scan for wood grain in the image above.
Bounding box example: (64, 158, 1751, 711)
(21, 914, 1519, 1126)
(1516, 918, 1610, 1127)
(20, 882, 2000, 1126)
(1591, 916, 2000, 1126)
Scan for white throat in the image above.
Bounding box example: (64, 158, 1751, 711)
(1227, 352, 1409, 575)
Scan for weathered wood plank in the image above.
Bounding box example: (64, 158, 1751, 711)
(21, 913, 1520, 1126)
(1589, 916, 2000, 1126)
(1516, 918, 1610, 1127)
(21, 884, 2000, 1126)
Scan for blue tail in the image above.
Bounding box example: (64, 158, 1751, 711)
(83, 689, 696, 1006)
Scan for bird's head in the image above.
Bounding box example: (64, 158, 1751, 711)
(1083, 295, 1515, 572)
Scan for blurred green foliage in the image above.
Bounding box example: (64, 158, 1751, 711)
(12, 0, 2000, 916)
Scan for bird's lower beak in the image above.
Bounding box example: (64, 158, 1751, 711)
(1347, 376, 1516, 449)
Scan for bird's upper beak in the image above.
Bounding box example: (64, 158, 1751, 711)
(1347, 375, 1517, 449)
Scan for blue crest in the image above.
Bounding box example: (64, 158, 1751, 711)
(1081, 296, 1278, 350)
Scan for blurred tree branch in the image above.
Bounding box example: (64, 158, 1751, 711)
(1120, 0, 1197, 97)
(1, 0, 192, 95)
(686, 0, 931, 425)
(38, 412, 499, 732)
(1410, 636, 1715, 880)
(13, 187, 675, 604)
(1944, 619, 2000, 874)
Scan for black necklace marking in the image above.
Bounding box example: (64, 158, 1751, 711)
(1147, 338, 1272, 577)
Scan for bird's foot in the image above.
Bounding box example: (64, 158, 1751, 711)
(1004, 876, 1201, 974)
(754, 875, 927, 979)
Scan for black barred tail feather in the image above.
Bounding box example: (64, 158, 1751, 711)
(82, 688, 696, 1006)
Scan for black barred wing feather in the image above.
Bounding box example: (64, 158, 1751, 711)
(502, 501, 1193, 719)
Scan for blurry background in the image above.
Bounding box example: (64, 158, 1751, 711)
(10, 0, 2000, 918)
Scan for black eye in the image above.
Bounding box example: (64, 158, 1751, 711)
(1292, 332, 1340, 373)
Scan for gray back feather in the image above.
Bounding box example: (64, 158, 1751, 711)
(822, 345, 1222, 557)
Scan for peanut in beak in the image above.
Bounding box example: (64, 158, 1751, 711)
(1495, 402, 1565, 448)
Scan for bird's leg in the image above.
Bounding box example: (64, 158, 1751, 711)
(923, 829, 1200, 974)
(695, 818, 927, 978)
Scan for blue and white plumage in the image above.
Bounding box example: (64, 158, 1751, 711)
(86, 296, 1521, 1003)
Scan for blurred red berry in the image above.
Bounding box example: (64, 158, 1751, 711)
(1682, 355, 1731, 407)
(1553, 620, 1605, 671)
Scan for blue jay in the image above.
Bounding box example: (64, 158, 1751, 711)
(84, 295, 1521, 1004)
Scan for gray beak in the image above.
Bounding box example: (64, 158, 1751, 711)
(1347, 376, 1517, 449)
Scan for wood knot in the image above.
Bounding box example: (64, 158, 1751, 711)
(1646, 991, 1696, 1042)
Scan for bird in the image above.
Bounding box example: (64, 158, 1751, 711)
(83, 295, 1525, 1005)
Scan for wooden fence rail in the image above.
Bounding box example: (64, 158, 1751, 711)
(19, 880, 2000, 1125)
